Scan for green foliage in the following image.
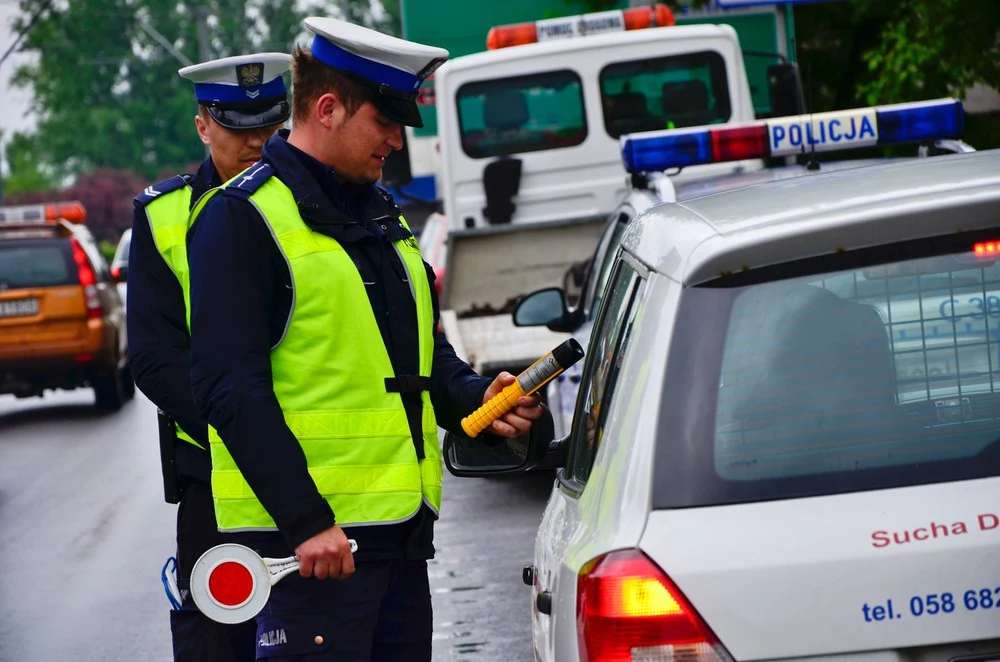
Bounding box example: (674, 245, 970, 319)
(10, 0, 390, 181)
(856, 0, 1000, 105)
(99, 239, 118, 264)
(2, 132, 58, 195)
(339, 0, 402, 36)
(795, 0, 1000, 111)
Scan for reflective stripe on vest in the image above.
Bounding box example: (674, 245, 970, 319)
(207, 177, 442, 532)
(145, 186, 204, 450)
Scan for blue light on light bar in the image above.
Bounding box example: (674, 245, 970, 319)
(621, 98, 966, 174)
(876, 99, 964, 145)
(620, 129, 712, 173)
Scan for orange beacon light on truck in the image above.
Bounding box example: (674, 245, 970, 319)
(461, 338, 585, 437)
(486, 4, 675, 50)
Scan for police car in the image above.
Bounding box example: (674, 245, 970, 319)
(515, 98, 976, 438)
(445, 141, 1000, 659)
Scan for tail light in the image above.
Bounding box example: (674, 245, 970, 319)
(70, 238, 102, 320)
(577, 549, 733, 662)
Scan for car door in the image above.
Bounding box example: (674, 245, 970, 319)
(532, 255, 646, 662)
(549, 208, 634, 438)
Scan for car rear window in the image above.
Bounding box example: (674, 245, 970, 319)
(654, 229, 1000, 508)
(0, 239, 75, 289)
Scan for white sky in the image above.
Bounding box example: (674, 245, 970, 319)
(0, 3, 38, 173)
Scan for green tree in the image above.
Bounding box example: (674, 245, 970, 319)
(10, 0, 390, 180)
(855, 0, 1000, 105)
(795, 0, 999, 109)
(2, 132, 58, 195)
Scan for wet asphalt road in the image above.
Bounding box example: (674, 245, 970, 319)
(0, 389, 554, 662)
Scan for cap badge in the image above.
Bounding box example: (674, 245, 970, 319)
(236, 62, 264, 88)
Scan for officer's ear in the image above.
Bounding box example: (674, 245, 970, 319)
(194, 108, 211, 146)
(316, 92, 347, 130)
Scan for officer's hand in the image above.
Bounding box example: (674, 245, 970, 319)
(482, 372, 543, 437)
(294, 525, 355, 581)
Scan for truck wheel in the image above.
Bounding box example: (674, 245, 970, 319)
(93, 368, 126, 411)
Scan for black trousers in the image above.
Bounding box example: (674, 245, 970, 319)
(253, 558, 433, 661)
(171, 481, 258, 662)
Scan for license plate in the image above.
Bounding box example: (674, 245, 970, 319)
(0, 298, 39, 318)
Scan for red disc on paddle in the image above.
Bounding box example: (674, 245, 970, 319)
(208, 560, 254, 607)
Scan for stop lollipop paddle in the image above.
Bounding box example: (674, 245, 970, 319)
(190, 540, 358, 624)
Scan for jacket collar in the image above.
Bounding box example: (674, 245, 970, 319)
(189, 157, 222, 208)
(260, 131, 411, 243)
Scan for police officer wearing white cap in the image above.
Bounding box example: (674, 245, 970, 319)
(185, 18, 547, 661)
(127, 52, 291, 662)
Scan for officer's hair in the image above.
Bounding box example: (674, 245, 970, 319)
(291, 46, 367, 124)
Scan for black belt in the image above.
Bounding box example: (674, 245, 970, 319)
(385, 375, 431, 460)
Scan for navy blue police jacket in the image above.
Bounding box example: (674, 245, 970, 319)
(128, 158, 220, 481)
(187, 131, 492, 558)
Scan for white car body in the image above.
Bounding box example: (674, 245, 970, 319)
(524, 150, 1000, 661)
(110, 227, 131, 305)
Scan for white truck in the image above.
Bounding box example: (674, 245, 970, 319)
(414, 6, 804, 375)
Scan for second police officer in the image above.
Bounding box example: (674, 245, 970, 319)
(186, 16, 547, 662)
(127, 52, 292, 661)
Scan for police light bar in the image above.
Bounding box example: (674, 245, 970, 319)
(0, 201, 87, 225)
(486, 4, 675, 50)
(621, 98, 965, 174)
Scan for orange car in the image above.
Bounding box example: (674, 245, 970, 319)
(0, 201, 135, 410)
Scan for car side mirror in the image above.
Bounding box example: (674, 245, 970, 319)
(443, 404, 561, 477)
(513, 287, 574, 332)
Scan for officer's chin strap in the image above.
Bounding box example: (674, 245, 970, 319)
(385, 375, 431, 460)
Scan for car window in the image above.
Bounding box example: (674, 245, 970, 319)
(566, 257, 643, 486)
(0, 239, 75, 288)
(585, 211, 631, 321)
(457, 69, 587, 159)
(599, 50, 731, 138)
(654, 229, 1000, 508)
(112, 231, 131, 267)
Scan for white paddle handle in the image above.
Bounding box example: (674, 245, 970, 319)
(261, 539, 358, 586)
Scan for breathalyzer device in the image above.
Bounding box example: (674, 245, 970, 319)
(461, 338, 585, 437)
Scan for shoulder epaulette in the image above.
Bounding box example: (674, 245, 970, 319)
(224, 162, 274, 198)
(134, 174, 191, 206)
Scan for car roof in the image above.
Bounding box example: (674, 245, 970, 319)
(621, 150, 1000, 285)
(671, 157, 907, 202)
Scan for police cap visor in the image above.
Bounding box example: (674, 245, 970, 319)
(205, 99, 291, 130)
(369, 93, 423, 129)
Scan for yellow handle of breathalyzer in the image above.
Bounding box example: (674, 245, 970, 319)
(461, 338, 585, 437)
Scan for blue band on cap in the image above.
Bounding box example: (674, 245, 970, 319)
(194, 76, 287, 104)
(310, 34, 422, 93)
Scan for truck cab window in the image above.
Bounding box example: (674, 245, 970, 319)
(600, 51, 731, 137)
(457, 70, 587, 159)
